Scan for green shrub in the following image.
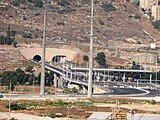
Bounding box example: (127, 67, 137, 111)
(46, 100, 92, 107)
(134, 15, 141, 19)
(48, 100, 69, 106)
(152, 20, 160, 31)
(57, 0, 70, 7)
(11, 0, 25, 6)
(56, 7, 73, 14)
(11, 31, 16, 36)
(0, 35, 7, 44)
(27, 0, 35, 3)
(102, 2, 116, 12)
(10, 118, 18, 120)
(99, 20, 105, 25)
(34, 0, 43, 8)
(11, 0, 20, 6)
(6, 103, 26, 110)
(132, 0, 139, 7)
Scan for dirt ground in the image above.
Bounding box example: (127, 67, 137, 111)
(0, 86, 160, 119)
(0, 86, 63, 94)
(0, 97, 160, 119)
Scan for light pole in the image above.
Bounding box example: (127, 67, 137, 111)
(40, 3, 47, 96)
(88, 0, 94, 98)
(67, 106, 73, 120)
(155, 62, 158, 83)
(8, 82, 11, 120)
(67, 101, 74, 120)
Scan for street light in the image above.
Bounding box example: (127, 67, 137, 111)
(67, 101, 74, 120)
(8, 82, 11, 120)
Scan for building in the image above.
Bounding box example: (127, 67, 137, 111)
(140, 0, 155, 10)
(151, 5, 160, 20)
(139, 0, 160, 20)
(131, 53, 158, 64)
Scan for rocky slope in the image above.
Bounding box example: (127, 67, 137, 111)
(0, 0, 160, 47)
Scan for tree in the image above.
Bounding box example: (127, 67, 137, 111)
(34, 0, 43, 8)
(95, 52, 106, 68)
(83, 55, 89, 62)
(6, 25, 14, 45)
(13, 40, 17, 47)
(0, 35, 6, 44)
(25, 66, 34, 73)
(131, 61, 140, 70)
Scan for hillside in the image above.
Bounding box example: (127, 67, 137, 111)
(0, 0, 160, 47)
(0, 45, 37, 73)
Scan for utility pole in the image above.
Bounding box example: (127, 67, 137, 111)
(88, 0, 94, 98)
(40, 10, 47, 96)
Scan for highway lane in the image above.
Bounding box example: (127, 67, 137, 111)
(141, 89, 160, 97)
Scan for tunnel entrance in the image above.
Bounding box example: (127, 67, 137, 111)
(33, 55, 41, 62)
(52, 55, 66, 63)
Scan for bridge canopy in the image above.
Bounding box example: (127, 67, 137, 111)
(52, 55, 66, 63)
(71, 67, 152, 73)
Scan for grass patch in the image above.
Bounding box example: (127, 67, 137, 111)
(46, 100, 92, 107)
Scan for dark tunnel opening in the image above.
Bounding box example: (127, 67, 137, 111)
(33, 55, 41, 62)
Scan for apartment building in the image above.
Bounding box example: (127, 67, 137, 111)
(140, 0, 160, 20)
(151, 5, 160, 20)
(140, 0, 155, 10)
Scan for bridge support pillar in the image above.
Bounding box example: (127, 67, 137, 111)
(82, 86, 87, 94)
(70, 71, 73, 80)
(123, 73, 126, 83)
(58, 76, 63, 88)
(150, 73, 152, 83)
(96, 72, 100, 81)
(54, 74, 58, 88)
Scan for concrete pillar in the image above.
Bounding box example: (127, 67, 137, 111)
(70, 71, 73, 80)
(96, 73, 100, 81)
(60, 76, 63, 87)
(82, 86, 87, 94)
(66, 64, 69, 79)
(54, 74, 58, 88)
(123, 73, 126, 83)
(58, 77, 61, 88)
(150, 73, 152, 83)
(103, 71, 106, 82)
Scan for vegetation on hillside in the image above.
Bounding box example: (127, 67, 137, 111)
(95, 52, 107, 68)
(102, 2, 116, 12)
(0, 25, 17, 47)
(11, 0, 43, 7)
(0, 66, 54, 91)
(152, 20, 160, 31)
